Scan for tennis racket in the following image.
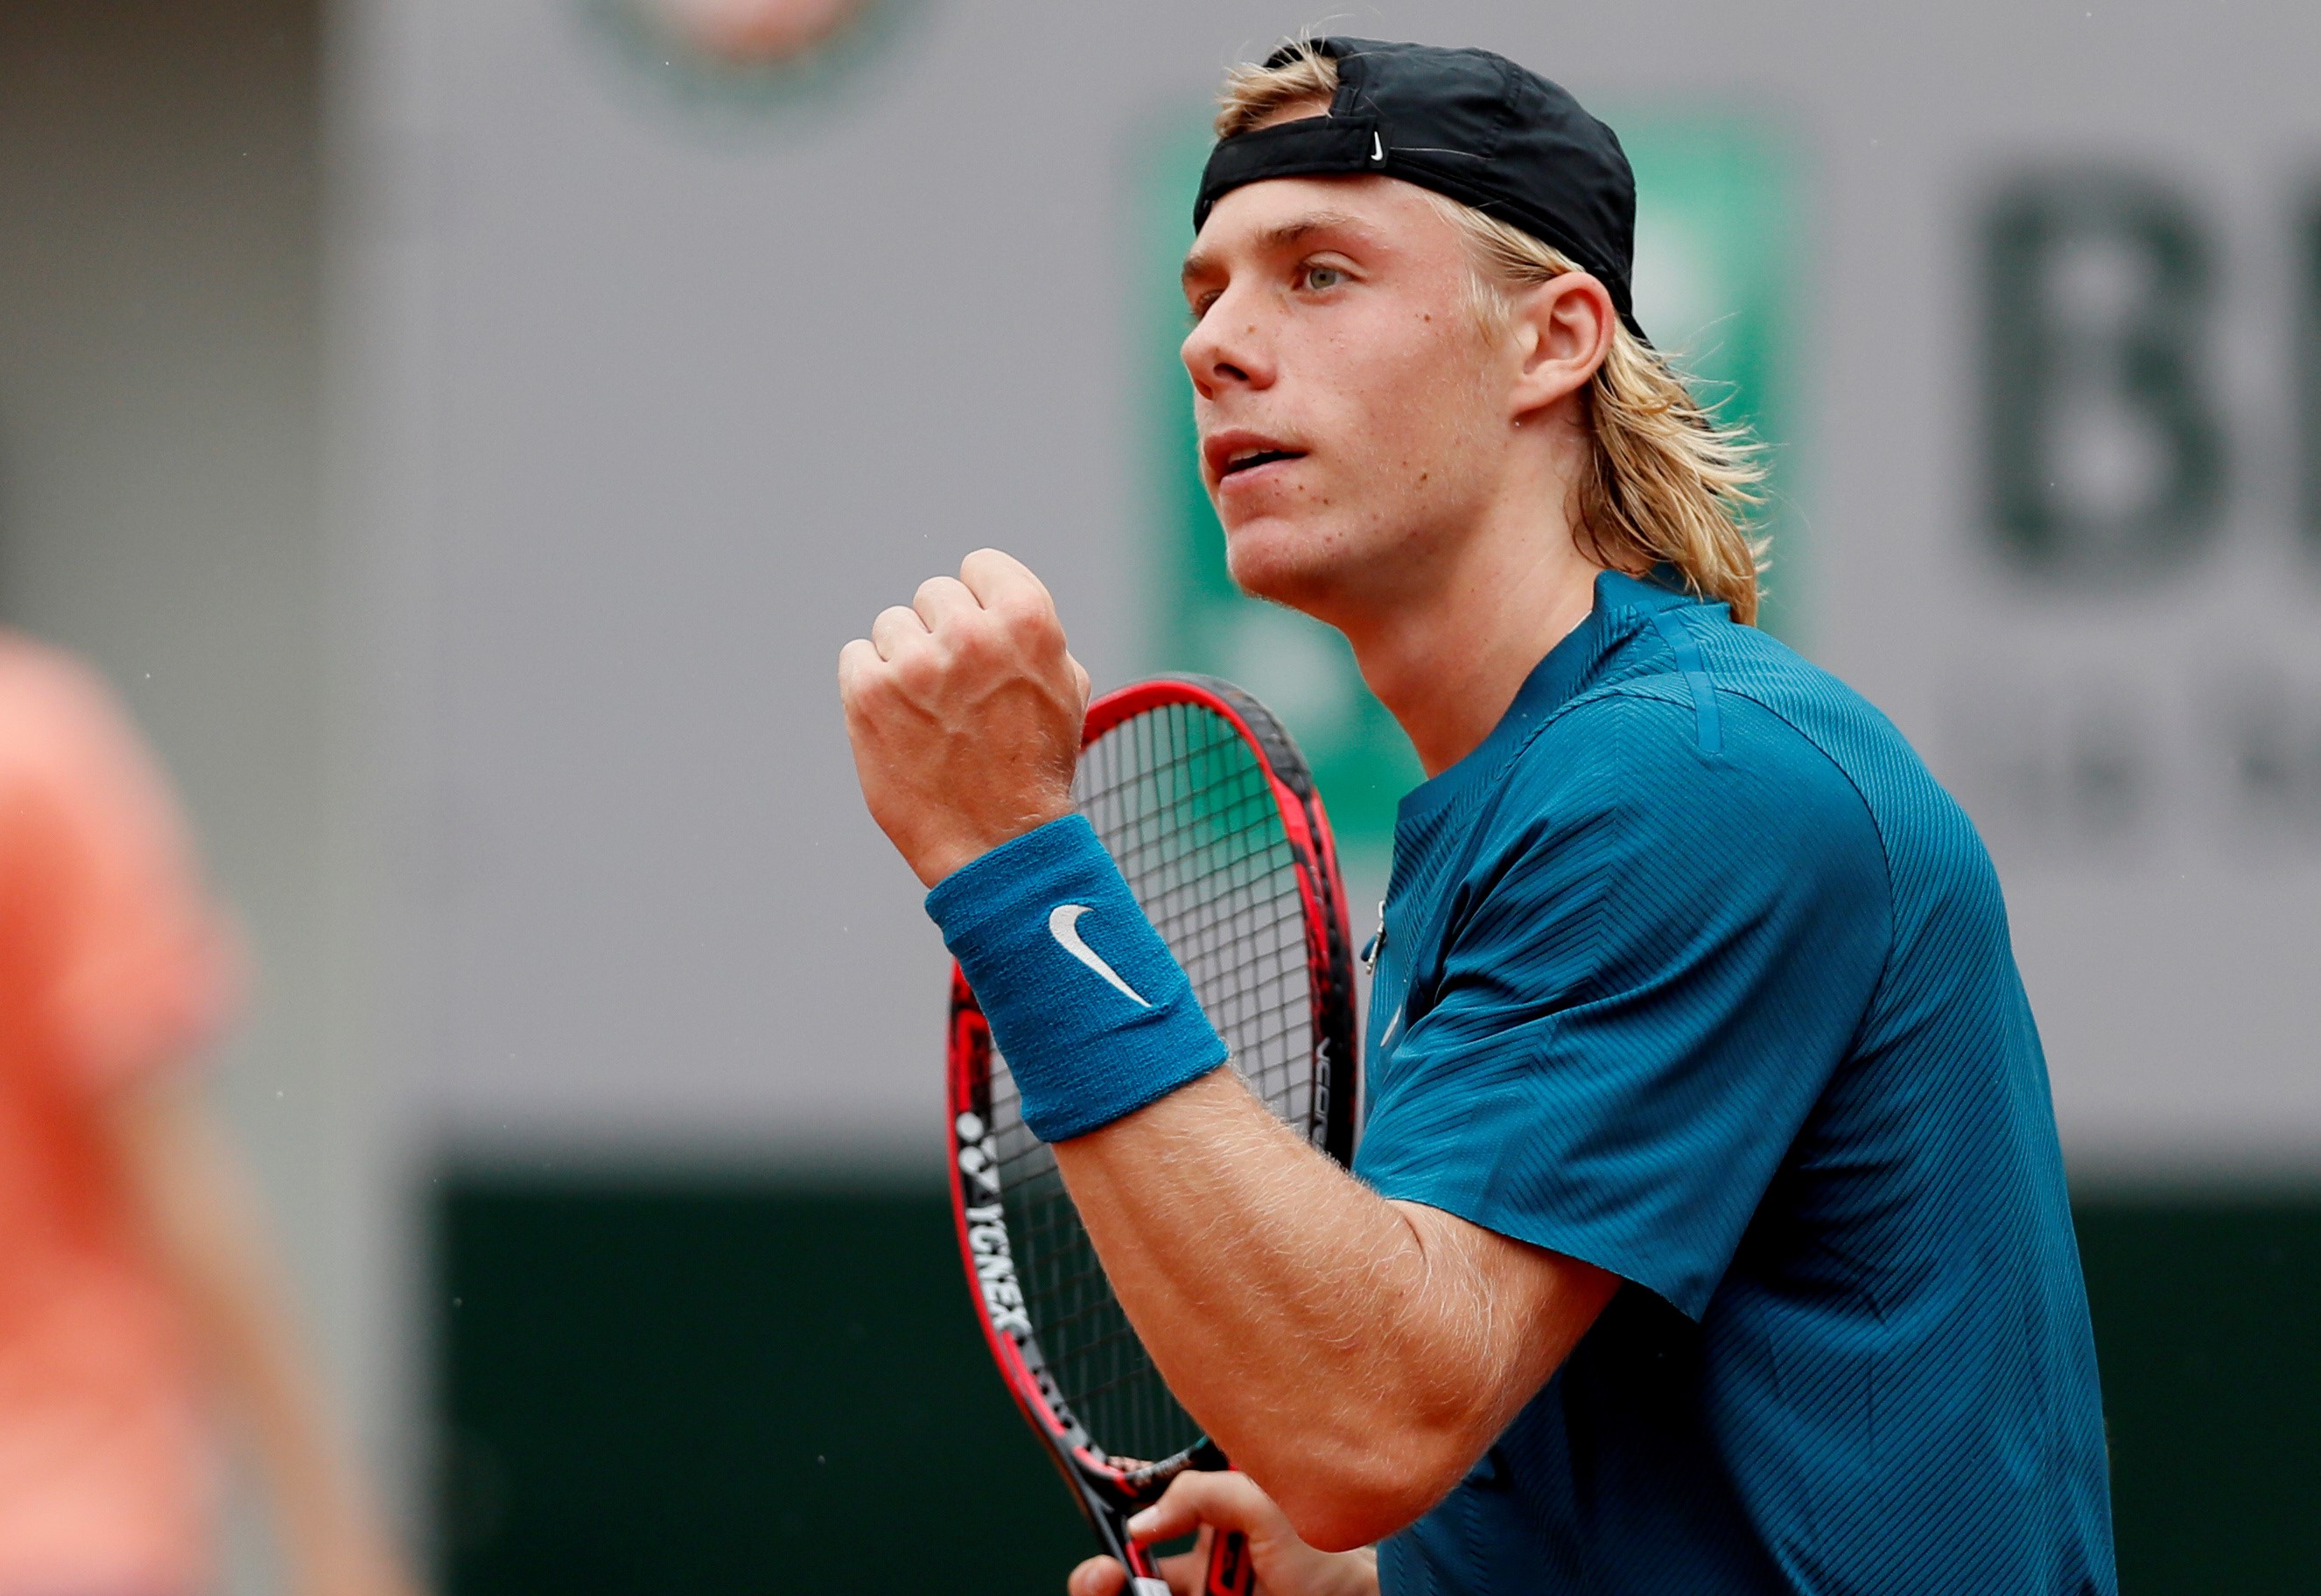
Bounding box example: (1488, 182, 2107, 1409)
(947, 675, 1360, 1596)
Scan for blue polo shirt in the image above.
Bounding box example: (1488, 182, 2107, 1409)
(1357, 570, 2115, 1595)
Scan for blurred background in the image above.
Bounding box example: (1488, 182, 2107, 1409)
(2, 0, 2316, 1591)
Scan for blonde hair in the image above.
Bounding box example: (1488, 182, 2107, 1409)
(1216, 45, 1770, 625)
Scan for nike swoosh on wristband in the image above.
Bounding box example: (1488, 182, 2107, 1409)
(1048, 905, 1153, 1008)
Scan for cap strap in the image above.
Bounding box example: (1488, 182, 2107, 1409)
(1194, 114, 1380, 230)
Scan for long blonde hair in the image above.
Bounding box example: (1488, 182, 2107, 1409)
(1215, 44, 1770, 624)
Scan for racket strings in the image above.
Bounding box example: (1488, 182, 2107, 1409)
(988, 701, 1318, 1466)
(1084, 706, 1313, 1114)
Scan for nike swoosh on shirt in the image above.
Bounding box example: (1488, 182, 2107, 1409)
(1048, 905, 1153, 1008)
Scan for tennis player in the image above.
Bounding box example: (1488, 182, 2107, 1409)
(839, 37, 2115, 1596)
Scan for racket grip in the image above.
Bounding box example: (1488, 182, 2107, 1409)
(1203, 1529, 1255, 1596)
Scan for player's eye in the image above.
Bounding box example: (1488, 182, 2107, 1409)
(1301, 263, 1348, 291)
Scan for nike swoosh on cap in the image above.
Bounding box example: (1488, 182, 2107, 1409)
(1048, 905, 1153, 1008)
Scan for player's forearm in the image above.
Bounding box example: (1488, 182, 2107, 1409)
(1051, 1069, 1545, 1549)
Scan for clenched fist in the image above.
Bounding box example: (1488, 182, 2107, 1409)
(838, 549, 1092, 887)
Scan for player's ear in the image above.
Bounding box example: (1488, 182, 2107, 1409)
(1506, 270, 1615, 422)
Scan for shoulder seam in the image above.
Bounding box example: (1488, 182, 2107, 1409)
(1528, 674, 1903, 1035)
(1716, 683, 1904, 1032)
(1647, 608, 1723, 754)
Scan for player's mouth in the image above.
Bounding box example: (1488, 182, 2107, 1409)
(1205, 430, 1308, 487)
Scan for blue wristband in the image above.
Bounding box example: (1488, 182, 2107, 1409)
(927, 815, 1227, 1142)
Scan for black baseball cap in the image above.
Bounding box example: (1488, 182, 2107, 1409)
(1194, 38, 1644, 340)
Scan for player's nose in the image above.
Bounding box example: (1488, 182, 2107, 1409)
(1182, 296, 1276, 399)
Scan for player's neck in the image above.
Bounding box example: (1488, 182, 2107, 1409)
(1340, 491, 1604, 780)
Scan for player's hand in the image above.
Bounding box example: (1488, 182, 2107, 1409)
(1067, 1470, 1380, 1596)
(837, 549, 1092, 887)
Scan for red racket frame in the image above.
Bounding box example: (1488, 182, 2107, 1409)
(946, 675, 1359, 1594)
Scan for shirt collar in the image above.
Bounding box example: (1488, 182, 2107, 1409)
(1395, 566, 1694, 827)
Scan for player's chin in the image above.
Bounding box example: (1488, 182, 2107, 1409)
(1221, 516, 1348, 611)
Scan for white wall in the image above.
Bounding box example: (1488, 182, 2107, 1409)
(337, 0, 2321, 1181)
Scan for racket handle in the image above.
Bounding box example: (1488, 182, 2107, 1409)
(1112, 1512, 1170, 1596)
(1203, 1529, 1255, 1596)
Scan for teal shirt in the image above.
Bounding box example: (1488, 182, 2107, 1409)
(1358, 570, 2114, 1594)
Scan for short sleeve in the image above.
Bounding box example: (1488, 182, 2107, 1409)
(1355, 692, 1891, 1320)
(0, 646, 237, 1095)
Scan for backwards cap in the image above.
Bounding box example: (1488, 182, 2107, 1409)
(1195, 38, 1645, 340)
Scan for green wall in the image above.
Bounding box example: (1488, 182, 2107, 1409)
(438, 1178, 2321, 1594)
(2074, 1196, 2321, 1592)
(436, 1180, 1089, 1594)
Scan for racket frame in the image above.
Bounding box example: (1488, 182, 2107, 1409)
(944, 674, 1360, 1587)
